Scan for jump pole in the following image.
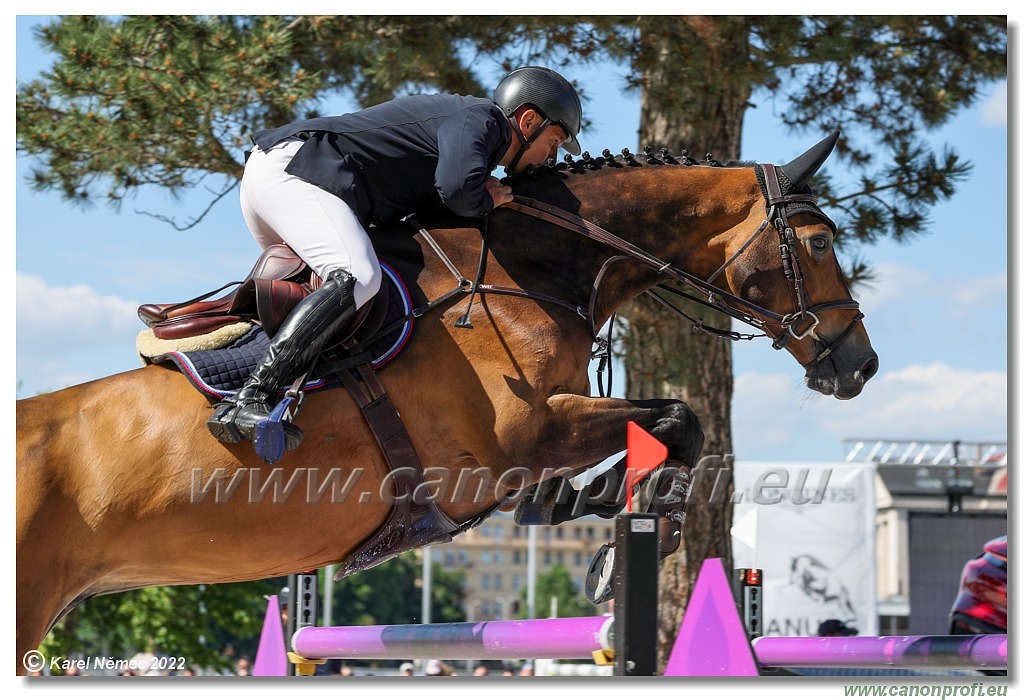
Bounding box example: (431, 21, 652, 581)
(292, 615, 614, 661)
(752, 634, 1008, 671)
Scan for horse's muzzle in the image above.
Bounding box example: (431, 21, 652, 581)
(805, 347, 878, 400)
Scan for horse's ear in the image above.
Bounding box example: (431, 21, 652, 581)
(778, 130, 840, 190)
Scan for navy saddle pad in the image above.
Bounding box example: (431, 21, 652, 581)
(154, 260, 414, 402)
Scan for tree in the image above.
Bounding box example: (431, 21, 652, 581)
(18, 15, 1006, 669)
(39, 579, 282, 673)
(329, 552, 465, 625)
(516, 564, 597, 619)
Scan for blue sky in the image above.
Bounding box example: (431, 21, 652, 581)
(14, 16, 1010, 463)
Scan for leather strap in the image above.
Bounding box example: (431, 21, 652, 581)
(334, 364, 461, 579)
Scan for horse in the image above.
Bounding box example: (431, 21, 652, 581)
(790, 554, 858, 620)
(15, 131, 877, 672)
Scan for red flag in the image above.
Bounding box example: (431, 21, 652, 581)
(625, 421, 668, 513)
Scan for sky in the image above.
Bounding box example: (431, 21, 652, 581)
(13, 15, 1012, 466)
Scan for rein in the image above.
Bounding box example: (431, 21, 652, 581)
(351, 163, 863, 397)
(502, 163, 863, 371)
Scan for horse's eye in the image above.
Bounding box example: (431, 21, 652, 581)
(810, 236, 830, 252)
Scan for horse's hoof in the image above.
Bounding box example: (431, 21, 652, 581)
(585, 542, 616, 605)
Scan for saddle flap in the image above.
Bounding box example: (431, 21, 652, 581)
(230, 278, 310, 338)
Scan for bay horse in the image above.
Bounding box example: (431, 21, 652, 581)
(15, 131, 877, 672)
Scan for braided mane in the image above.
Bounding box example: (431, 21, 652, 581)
(506, 146, 754, 184)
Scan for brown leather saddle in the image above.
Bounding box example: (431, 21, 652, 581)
(138, 244, 387, 344)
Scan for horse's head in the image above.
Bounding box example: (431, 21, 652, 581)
(714, 131, 878, 399)
(497, 131, 876, 399)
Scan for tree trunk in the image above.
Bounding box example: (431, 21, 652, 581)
(624, 16, 752, 670)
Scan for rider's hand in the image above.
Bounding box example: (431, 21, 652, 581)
(485, 176, 513, 209)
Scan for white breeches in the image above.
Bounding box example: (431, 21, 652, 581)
(239, 139, 382, 309)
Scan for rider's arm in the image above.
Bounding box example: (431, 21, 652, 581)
(434, 105, 510, 218)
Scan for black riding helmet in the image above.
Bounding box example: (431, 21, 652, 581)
(493, 66, 583, 173)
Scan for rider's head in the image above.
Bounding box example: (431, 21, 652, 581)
(493, 66, 582, 174)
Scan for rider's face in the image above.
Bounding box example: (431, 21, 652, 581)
(520, 124, 568, 169)
(507, 110, 569, 173)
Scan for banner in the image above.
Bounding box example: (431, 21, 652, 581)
(731, 461, 878, 637)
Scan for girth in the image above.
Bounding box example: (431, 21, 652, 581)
(331, 365, 462, 579)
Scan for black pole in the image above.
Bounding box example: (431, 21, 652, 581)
(288, 571, 319, 675)
(613, 513, 659, 676)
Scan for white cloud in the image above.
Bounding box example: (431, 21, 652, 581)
(817, 362, 1007, 438)
(16, 273, 143, 394)
(733, 363, 1007, 460)
(946, 270, 1007, 308)
(855, 262, 932, 312)
(732, 372, 813, 450)
(857, 262, 1007, 324)
(981, 82, 1007, 127)
(17, 273, 140, 343)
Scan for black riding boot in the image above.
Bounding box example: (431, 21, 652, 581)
(207, 269, 357, 457)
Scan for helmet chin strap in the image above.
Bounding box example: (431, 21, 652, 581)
(504, 115, 553, 176)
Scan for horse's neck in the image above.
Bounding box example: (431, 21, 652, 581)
(393, 166, 760, 330)
(556, 166, 761, 323)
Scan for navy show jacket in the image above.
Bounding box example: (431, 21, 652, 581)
(252, 93, 512, 224)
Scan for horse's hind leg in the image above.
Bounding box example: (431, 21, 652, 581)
(15, 543, 69, 675)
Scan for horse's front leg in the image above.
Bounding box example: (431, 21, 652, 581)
(533, 394, 704, 469)
(516, 394, 705, 602)
(517, 394, 704, 520)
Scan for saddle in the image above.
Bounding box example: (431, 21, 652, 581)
(138, 244, 388, 344)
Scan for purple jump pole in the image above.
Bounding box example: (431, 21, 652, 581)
(292, 616, 614, 661)
(752, 634, 1008, 671)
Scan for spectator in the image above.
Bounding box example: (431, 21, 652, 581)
(818, 619, 858, 637)
(473, 664, 489, 676)
(131, 641, 164, 676)
(424, 659, 455, 676)
(315, 658, 344, 676)
(519, 663, 534, 676)
(235, 656, 252, 677)
(399, 662, 415, 676)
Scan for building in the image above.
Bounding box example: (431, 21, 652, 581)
(431, 511, 615, 620)
(847, 439, 1008, 634)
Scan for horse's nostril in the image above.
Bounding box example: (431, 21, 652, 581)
(860, 356, 879, 382)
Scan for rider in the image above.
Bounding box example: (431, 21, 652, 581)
(207, 66, 583, 456)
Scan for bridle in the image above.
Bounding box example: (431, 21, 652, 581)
(393, 161, 865, 398)
(500, 161, 864, 371)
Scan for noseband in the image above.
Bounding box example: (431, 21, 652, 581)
(503, 162, 864, 370)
